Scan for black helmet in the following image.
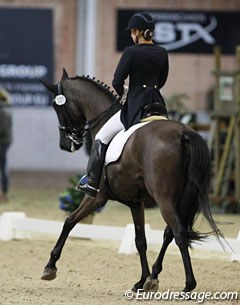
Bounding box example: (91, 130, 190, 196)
(127, 12, 155, 31)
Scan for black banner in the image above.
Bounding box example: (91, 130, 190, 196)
(117, 10, 240, 54)
(0, 8, 53, 106)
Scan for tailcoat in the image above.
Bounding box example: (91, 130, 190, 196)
(112, 43, 169, 129)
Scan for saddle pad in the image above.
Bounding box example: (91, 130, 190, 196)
(105, 121, 150, 165)
(140, 115, 168, 122)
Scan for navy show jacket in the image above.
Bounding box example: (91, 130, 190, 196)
(112, 43, 169, 129)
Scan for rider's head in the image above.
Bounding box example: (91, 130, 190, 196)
(127, 12, 155, 44)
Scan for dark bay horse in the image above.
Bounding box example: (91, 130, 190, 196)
(40, 69, 222, 293)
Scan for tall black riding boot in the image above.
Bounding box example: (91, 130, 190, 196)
(76, 140, 108, 197)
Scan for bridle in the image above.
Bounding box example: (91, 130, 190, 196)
(53, 82, 86, 146)
(53, 81, 120, 146)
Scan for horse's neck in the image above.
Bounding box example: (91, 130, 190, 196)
(78, 81, 113, 137)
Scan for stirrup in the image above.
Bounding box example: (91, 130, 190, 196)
(76, 175, 99, 197)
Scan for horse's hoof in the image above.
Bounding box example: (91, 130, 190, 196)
(41, 267, 57, 281)
(182, 281, 197, 293)
(131, 286, 138, 293)
(143, 276, 159, 292)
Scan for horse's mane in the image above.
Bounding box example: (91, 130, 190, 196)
(73, 75, 118, 102)
(72, 75, 122, 121)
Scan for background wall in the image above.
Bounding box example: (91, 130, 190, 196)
(0, 0, 239, 171)
(0, 0, 86, 171)
(9, 108, 88, 171)
(95, 0, 240, 110)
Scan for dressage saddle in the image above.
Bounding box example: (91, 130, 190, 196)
(142, 102, 168, 119)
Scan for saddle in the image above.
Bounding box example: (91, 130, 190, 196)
(142, 102, 168, 119)
(105, 114, 168, 165)
(105, 121, 150, 165)
(105, 103, 168, 165)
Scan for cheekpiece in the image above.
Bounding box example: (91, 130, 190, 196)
(54, 94, 66, 106)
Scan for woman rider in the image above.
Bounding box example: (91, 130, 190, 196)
(77, 12, 169, 197)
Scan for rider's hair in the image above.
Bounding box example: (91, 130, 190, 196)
(132, 28, 154, 41)
(143, 29, 154, 41)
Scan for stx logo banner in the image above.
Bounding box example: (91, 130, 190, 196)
(117, 10, 240, 54)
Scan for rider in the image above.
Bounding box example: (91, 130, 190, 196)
(77, 12, 169, 197)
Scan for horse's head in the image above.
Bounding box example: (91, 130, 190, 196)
(41, 68, 121, 153)
(40, 68, 86, 152)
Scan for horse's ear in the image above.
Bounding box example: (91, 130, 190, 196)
(39, 79, 58, 94)
(62, 68, 69, 80)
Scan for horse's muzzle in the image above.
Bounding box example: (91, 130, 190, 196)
(59, 140, 82, 152)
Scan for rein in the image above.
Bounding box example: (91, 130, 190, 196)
(85, 99, 121, 132)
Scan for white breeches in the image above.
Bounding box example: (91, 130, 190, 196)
(95, 110, 124, 144)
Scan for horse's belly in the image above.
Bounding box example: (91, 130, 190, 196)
(105, 164, 151, 203)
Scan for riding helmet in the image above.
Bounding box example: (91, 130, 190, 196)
(127, 12, 155, 31)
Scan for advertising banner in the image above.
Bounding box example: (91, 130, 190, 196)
(117, 10, 240, 55)
(0, 8, 53, 106)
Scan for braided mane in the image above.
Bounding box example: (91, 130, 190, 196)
(74, 75, 118, 102)
(72, 75, 122, 121)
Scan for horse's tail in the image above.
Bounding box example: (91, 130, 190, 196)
(177, 129, 224, 247)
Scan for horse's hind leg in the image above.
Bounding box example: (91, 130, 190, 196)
(174, 226, 196, 292)
(154, 197, 196, 292)
(41, 194, 107, 281)
(143, 225, 173, 291)
(130, 202, 150, 292)
(152, 226, 173, 278)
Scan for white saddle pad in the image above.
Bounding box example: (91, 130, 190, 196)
(105, 121, 150, 165)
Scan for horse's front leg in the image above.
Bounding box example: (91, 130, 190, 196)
(130, 202, 150, 292)
(41, 193, 107, 281)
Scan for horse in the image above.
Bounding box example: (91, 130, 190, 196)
(40, 68, 222, 293)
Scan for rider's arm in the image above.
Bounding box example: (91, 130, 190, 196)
(112, 47, 132, 96)
(158, 49, 169, 89)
